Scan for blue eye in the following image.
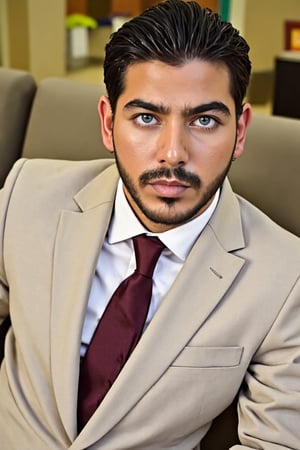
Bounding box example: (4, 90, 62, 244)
(199, 117, 211, 126)
(141, 114, 154, 123)
(193, 115, 218, 129)
(135, 114, 158, 126)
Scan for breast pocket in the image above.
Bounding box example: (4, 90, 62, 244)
(171, 346, 243, 368)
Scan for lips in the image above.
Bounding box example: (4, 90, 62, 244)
(149, 179, 189, 197)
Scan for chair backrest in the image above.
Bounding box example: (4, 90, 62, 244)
(229, 113, 300, 237)
(0, 67, 36, 186)
(22, 77, 113, 161)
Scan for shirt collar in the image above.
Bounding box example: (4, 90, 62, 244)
(108, 180, 220, 261)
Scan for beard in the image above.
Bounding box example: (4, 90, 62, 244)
(112, 138, 236, 227)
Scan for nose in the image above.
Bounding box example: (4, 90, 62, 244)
(156, 122, 188, 167)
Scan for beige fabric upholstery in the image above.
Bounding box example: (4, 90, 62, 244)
(22, 77, 112, 161)
(0, 68, 36, 186)
(229, 113, 300, 237)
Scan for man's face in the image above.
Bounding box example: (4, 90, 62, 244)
(99, 59, 251, 232)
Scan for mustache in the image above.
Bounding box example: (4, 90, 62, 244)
(139, 167, 201, 189)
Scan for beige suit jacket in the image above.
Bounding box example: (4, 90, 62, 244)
(0, 158, 299, 450)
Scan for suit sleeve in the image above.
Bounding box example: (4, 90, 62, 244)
(231, 276, 300, 449)
(0, 159, 27, 325)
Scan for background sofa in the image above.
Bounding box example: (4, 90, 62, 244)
(0, 68, 36, 186)
(0, 67, 300, 449)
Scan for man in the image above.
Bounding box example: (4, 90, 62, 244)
(0, 0, 299, 448)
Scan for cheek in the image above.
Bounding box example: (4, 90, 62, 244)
(189, 134, 236, 182)
(113, 134, 148, 178)
(203, 128, 236, 158)
(114, 125, 157, 164)
(192, 137, 234, 166)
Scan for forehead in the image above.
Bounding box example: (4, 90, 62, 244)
(119, 59, 234, 110)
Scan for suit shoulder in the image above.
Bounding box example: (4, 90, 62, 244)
(237, 195, 300, 258)
(5, 158, 115, 194)
(16, 157, 115, 182)
(1, 158, 117, 218)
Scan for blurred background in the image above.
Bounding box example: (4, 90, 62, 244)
(1, 0, 300, 117)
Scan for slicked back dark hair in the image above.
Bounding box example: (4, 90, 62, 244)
(104, 0, 251, 116)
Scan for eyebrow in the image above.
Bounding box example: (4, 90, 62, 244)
(124, 99, 231, 117)
(184, 101, 231, 117)
(124, 99, 170, 114)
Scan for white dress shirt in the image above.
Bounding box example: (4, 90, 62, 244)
(80, 181, 219, 356)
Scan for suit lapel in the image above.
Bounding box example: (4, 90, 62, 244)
(50, 165, 118, 440)
(74, 180, 246, 448)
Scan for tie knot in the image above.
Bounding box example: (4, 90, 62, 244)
(133, 235, 164, 278)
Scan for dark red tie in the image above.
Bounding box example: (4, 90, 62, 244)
(77, 235, 164, 431)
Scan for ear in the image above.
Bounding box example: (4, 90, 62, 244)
(233, 103, 252, 160)
(98, 95, 114, 153)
